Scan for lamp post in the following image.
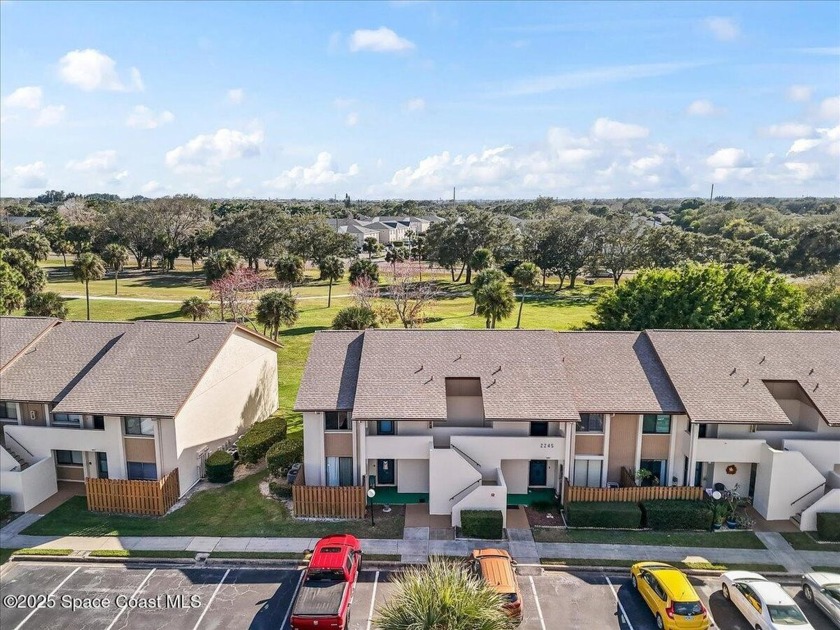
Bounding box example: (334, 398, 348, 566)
(367, 488, 376, 527)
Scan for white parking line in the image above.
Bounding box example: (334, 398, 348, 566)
(281, 570, 306, 630)
(605, 576, 636, 630)
(529, 576, 547, 630)
(366, 570, 380, 630)
(13, 566, 80, 630)
(105, 568, 155, 630)
(192, 568, 230, 630)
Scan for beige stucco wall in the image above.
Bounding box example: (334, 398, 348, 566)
(575, 434, 604, 456)
(124, 437, 156, 463)
(641, 435, 670, 460)
(608, 414, 638, 482)
(324, 433, 353, 458)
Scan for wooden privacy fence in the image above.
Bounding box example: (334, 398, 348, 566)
(86, 468, 180, 516)
(291, 469, 366, 518)
(564, 478, 704, 504)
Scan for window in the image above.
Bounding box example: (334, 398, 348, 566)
(127, 461, 157, 480)
(52, 413, 82, 427)
(93, 415, 105, 430)
(530, 421, 549, 437)
(325, 411, 350, 431)
(377, 420, 395, 435)
(576, 413, 604, 433)
(124, 416, 155, 436)
(55, 450, 83, 466)
(642, 414, 671, 434)
(326, 456, 353, 486)
(0, 401, 18, 420)
(573, 458, 603, 487)
(640, 460, 666, 485)
(96, 452, 108, 479)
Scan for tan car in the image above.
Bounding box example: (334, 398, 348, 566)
(468, 549, 523, 620)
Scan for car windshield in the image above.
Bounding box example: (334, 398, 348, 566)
(826, 586, 840, 604)
(767, 604, 808, 624)
(673, 601, 703, 616)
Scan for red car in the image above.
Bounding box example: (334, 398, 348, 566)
(290, 534, 362, 630)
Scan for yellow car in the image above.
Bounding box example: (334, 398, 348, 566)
(630, 562, 710, 630)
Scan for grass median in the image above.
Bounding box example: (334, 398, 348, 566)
(781, 532, 840, 552)
(533, 527, 766, 549)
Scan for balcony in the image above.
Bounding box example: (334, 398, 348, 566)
(694, 437, 766, 463)
(5, 424, 113, 459)
(366, 435, 433, 459)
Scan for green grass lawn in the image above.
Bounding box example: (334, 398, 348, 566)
(533, 527, 766, 549)
(781, 532, 840, 552)
(23, 471, 404, 539)
(1, 548, 18, 565)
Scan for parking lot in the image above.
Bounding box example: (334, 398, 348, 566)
(0, 561, 835, 630)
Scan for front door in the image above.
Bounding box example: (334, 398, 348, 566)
(529, 460, 547, 486)
(377, 459, 395, 485)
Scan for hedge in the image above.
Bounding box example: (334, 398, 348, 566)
(642, 500, 713, 530)
(0, 494, 11, 520)
(237, 415, 287, 464)
(565, 501, 642, 529)
(817, 513, 840, 541)
(460, 510, 504, 539)
(205, 450, 234, 483)
(268, 480, 293, 499)
(267, 435, 304, 476)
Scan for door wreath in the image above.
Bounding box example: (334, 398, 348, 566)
(725, 464, 737, 475)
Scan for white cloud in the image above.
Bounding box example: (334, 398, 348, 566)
(228, 88, 244, 104)
(126, 105, 175, 129)
(403, 98, 426, 112)
(141, 180, 164, 195)
(12, 161, 48, 189)
(706, 147, 752, 168)
(4, 86, 42, 109)
(34, 105, 65, 127)
(818, 95, 840, 121)
(784, 161, 822, 181)
(704, 17, 739, 41)
(591, 117, 649, 142)
(58, 49, 143, 92)
(265, 152, 359, 190)
(787, 85, 812, 102)
(686, 99, 722, 116)
(333, 97, 356, 109)
(762, 122, 813, 138)
(66, 150, 118, 172)
(345, 112, 359, 127)
(787, 138, 822, 154)
(165, 128, 263, 173)
(349, 27, 415, 53)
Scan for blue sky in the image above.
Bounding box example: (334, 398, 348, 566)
(1, 0, 838, 199)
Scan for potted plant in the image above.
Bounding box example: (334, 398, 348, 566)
(712, 503, 728, 530)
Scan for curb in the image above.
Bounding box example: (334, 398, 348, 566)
(536, 563, 804, 584)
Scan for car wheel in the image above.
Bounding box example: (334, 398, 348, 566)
(655, 613, 664, 629)
(631, 574, 638, 589)
(803, 584, 813, 601)
(722, 583, 730, 600)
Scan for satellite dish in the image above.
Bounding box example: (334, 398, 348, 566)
(712, 491, 722, 500)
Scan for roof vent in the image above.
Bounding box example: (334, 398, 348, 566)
(424, 376, 433, 385)
(492, 366, 502, 375)
(454, 354, 462, 362)
(415, 364, 424, 373)
(814, 383, 819, 392)
(188, 334, 200, 343)
(486, 379, 497, 388)
(759, 355, 766, 364)
(730, 367, 737, 376)
(809, 368, 815, 375)
(743, 379, 750, 387)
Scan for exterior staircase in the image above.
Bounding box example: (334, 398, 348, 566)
(0, 431, 30, 471)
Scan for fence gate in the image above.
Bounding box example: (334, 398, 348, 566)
(197, 447, 210, 479)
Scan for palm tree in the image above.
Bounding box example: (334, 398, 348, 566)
(24, 291, 69, 319)
(274, 255, 305, 292)
(469, 248, 494, 280)
(471, 268, 506, 316)
(102, 243, 129, 295)
(374, 558, 513, 630)
(384, 246, 407, 273)
(512, 262, 540, 329)
(319, 256, 344, 308)
(0, 261, 26, 314)
(180, 296, 212, 321)
(256, 290, 299, 339)
(72, 252, 105, 320)
(475, 279, 515, 329)
(204, 249, 240, 283)
(362, 236, 380, 260)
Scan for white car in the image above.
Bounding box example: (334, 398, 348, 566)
(802, 572, 840, 628)
(721, 571, 814, 629)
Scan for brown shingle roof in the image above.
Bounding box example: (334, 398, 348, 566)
(646, 330, 840, 426)
(350, 330, 580, 421)
(559, 332, 684, 414)
(294, 331, 364, 411)
(0, 316, 59, 369)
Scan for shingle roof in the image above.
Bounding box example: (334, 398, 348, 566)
(294, 331, 364, 411)
(350, 330, 580, 421)
(646, 330, 840, 426)
(0, 316, 59, 369)
(558, 332, 684, 414)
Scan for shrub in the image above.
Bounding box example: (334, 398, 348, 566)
(817, 512, 840, 541)
(565, 501, 642, 529)
(268, 480, 293, 499)
(332, 306, 379, 330)
(460, 510, 504, 539)
(348, 259, 380, 284)
(237, 414, 287, 464)
(205, 450, 234, 483)
(266, 435, 304, 476)
(642, 500, 713, 530)
(0, 494, 11, 519)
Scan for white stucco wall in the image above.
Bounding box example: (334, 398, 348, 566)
(428, 448, 481, 515)
(173, 329, 278, 494)
(0, 444, 19, 471)
(0, 456, 58, 512)
(782, 439, 840, 477)
(452, 471, 508, 529)
(502, 460, 528, 494)
(800, 489, 840, 531)
(303, 412, 325, 485)
(753, 444, 827, 520)
(710, 462, 753, 495)
(397, 459, 430, 493)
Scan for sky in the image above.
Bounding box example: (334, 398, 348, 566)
(1, 0, 838, 200)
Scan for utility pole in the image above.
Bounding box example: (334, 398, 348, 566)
(452, 187, 456, 204)
(709, 184, 714, 203)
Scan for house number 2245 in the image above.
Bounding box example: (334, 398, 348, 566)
(539, 443, 554, 448)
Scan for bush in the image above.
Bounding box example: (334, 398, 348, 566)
(642, 500, 713, 530)
(332, 306, 379, 330)
(0, 494, 11, 519)
(205, 450, 234, 483)
(817, 513, 840, 541)
(268, 480, 293, 499)
(565, 501, 642, 529)
(266, 435, 304, 476)
(237, 414, 287, 464)
(348, 259, 380, 284)
(460, 510, 504, 539)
